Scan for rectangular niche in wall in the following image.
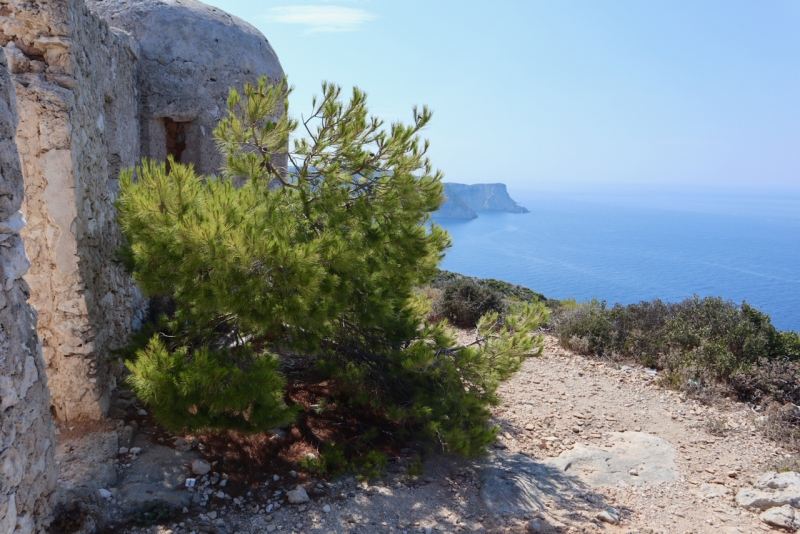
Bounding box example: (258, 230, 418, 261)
(165, 118, 187, 169)
(163, 117, 202, 173)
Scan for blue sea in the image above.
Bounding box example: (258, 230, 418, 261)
(433, 186, 800, 332)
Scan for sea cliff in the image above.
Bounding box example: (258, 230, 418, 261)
(433, 183, 528, 219)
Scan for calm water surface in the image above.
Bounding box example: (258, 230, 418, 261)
(434, 188, 800, 331)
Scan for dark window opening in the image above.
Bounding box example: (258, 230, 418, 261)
(165, 118, 187, 172)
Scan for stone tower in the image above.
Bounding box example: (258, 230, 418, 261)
(1, 0, 284, 425)
(88, 0, 285, 176)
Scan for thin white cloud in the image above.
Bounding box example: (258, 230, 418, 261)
(265, 6, 376, 33)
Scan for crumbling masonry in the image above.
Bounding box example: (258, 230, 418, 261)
(0, 47, 57, 534)
(0, 0, 284, 529)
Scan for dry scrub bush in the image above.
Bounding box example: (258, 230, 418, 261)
(554, 296, 800, 447)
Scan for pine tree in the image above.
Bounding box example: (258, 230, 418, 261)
(117, 76, 548, 455)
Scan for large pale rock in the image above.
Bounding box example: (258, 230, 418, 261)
(478, 451, 595, 515)
(737, 471, 800, 511)
(55, 429, 120, 493)
(87, 0, 285, 176)
(760, 505, 797, 531)
(546, 432, 678, 487)
(477, 433, 677, 516)
(113, 434, 200, 514)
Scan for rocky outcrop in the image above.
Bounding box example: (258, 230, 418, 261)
(737, 471, 800, 531)
(0, 47, 57, 534)
(87, 0, 286, 175)
(433, 183, 528, 219)
(737, 471, 800, 510)
(2, 0, 145, 423)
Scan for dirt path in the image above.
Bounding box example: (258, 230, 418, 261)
(116, 334, 793, 534)
(486, 334, 790, 533)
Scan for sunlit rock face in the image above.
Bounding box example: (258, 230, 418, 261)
(88, 0, 286, 175)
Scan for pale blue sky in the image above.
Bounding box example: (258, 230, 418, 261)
(204, 0, 800, 191)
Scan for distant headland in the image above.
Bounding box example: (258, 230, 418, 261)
(433, 183, 529, 219)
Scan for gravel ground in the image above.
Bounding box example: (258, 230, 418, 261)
(112, 334, 793, 534)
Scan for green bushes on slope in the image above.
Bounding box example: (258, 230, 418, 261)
(553, 296, 800, 406)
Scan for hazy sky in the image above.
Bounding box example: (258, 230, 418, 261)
(204, 0, 800, 191)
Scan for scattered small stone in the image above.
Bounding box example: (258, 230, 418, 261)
(289, 470, 297, 478)
(192, 459, 212, 476)
(322, 504, 331, 513)
(596, 508, 620, 525)
(137, 409, 147, 416)
(129, 447, 141, 455)
(99, 488, 112, 499)
(118, 447, 129, 455)
(287, 485, 310, 504)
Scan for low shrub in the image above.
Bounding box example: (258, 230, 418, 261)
(705, 415, 729, 437)
(433, 278, 506, 327)
(730, 358, 800, 405)
(762, 403, 800, 448)
(432, 270, 550, 305)
(298, 442, 388, 480)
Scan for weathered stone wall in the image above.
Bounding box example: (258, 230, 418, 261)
(0, 47, 57, 534)
(0, 0, 144, 423)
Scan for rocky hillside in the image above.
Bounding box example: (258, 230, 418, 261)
(433, 183, 529, 219)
